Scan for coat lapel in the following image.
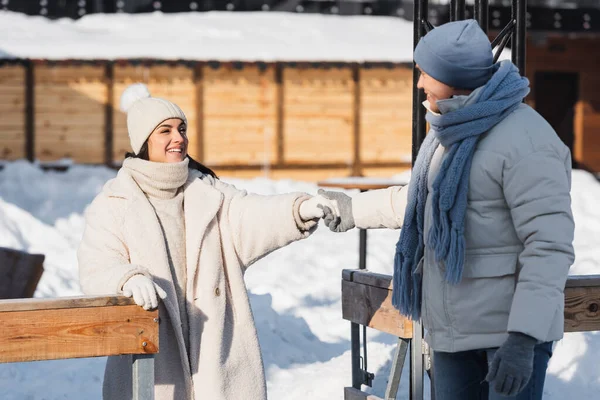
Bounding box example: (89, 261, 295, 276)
(183, 173, 224, 299)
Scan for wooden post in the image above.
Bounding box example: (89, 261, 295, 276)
(25, 59, 34, 162)
(352, 63, 361, 176)
(194, 62, 205, 162)
(275, 62, 284, 164)
(105, 61, 114, 167)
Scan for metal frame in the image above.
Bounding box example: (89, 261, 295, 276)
(132, 354, 155, 400)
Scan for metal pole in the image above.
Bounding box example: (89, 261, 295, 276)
(455, 0, 465, 21)
(358, 230, 367, 270)
(132, 354, 155, 400)
(412, 0, 428, 165)
(411, 2, 427, 398)
(449, 0, 456, 21)
(475, 0, 489, 33)
(353, 188, 370, 389)
(351, 323, 362, 389)
(385, 338, 410, 399)
(410, 322, 424, 400)
(512, 0, 527, 75)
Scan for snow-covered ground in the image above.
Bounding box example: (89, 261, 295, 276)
(0, 160, 599, 399)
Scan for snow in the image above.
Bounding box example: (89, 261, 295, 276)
(0, 11, 416, 62)
(0, 161, 599, 399)
(0, 10, 512, 63)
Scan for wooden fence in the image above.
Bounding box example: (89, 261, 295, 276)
(341, 269, 600, 400)
(0, 59, 414, 180)
(0, 295, 159, 399)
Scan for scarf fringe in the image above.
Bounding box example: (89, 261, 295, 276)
(445, 226, 466, 284)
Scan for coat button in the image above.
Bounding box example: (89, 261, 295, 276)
(214, 287, 220, 297)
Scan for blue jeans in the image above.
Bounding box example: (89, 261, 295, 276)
(432, 341, 553, 400)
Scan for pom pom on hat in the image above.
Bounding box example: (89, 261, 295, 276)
(119, 83, 151, 113)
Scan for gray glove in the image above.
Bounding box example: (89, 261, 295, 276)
(486, 332, 537, 396)
(318, 189, 355, 232)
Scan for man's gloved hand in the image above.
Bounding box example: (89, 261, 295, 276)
(317, 189, 355, 233)
(486, 332, 537, 396)
(298, 194, 339, 221)
(122, 274, 167, 310)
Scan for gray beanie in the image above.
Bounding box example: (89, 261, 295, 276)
(119, 83, 187, 155)
(414, 19, 494, 90)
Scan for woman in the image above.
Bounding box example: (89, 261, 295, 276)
(78, 83, 334, 400)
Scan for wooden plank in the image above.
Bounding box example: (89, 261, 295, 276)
(348, 270, 393, 289)
(342, 271, 600, 335)
(566, 275, 600, 288)
(0, 302, 158, 363)
(360, 67, 413, 163)
(283, 67, 354, 164)
(0, 295, 135, 313)
(344, 387, 383, 400)
(0, 66, 25, 79)
(564, 275, 600, 332)
(319, 179, 406, 192)
(0, 248, 44, 299)
(203, 64, 277, 165)
(34, 65, 105, 84)
(214, 166, 353, 181)
(342, 280, 413, 339)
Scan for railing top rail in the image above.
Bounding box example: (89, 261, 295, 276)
(0, 295, 136, 313)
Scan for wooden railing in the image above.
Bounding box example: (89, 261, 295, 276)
(0, 296, 159, 400)
(341, 269, 600, 400)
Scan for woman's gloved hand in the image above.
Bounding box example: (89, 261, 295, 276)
(298, 194, 340, 221)
(122, 274, 167, 310)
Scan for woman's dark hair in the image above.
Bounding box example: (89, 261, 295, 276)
(125, 142, 218, 179)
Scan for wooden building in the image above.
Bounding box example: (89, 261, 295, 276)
(0, 60, 415, 180)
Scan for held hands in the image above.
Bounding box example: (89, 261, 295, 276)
(122, 274, 167, 310)
(317, 189, 355, 233)
(299, 194, 339, 221)
(485, 332, 537, 396)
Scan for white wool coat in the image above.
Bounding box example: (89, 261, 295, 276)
(78, 168, 315, 400)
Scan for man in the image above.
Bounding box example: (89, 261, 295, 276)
(320, 19, 574, 400)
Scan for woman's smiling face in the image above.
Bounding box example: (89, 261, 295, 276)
(147, 118, 188, 163)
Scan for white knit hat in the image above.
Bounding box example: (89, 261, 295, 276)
(119, 83, 187, 155)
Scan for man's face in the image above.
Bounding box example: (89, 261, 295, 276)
(416, 65, 455, 113)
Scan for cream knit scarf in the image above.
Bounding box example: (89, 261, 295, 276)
(123, 157, 191, 352)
